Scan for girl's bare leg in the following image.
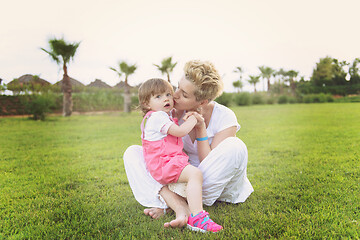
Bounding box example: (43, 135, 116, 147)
(159, 186, 190, 228)
(177, 165, 203, 215)
(143, 187, 189, 227)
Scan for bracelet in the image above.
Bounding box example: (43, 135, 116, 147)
(196, 136, 208, 141)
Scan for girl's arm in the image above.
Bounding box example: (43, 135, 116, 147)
(167, 115, 197, 137)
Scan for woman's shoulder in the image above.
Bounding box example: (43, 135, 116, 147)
(213, 101, 236, 116)
(211, 101, 240, 131)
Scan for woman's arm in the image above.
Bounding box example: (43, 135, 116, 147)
(189, 112, 237, 162)
(210, 126, 237, 149)
(168, 115, 197, 137)
(196, 125, 237, 162)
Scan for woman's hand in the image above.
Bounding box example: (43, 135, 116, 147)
(183, 111, 205, 128)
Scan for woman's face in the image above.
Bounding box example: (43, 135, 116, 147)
(173, 76, 200, 111)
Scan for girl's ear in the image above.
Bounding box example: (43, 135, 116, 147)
(143, 101, 150, 109)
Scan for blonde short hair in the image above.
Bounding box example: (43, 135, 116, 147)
(184, 60, 223, 102)
(138, 78, 174, 115)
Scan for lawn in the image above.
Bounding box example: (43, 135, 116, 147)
(0, 103, 359, 239)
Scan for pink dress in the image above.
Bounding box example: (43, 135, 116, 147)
(141, 111, 190, 185)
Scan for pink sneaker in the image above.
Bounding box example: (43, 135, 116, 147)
(187, 211, 223, 233)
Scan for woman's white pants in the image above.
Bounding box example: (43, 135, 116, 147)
(123, 137, 254, 208)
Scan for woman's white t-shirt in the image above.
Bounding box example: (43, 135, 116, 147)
(179, 101, 240, 167)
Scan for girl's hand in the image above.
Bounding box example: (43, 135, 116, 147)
(183, 112, 197, 122)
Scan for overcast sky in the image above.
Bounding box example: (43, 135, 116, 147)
(1, 0, 359, 92)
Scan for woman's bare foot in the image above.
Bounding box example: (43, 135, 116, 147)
(144, 208, 169, 219)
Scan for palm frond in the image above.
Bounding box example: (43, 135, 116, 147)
(48, 38, 80, 64)
(154, 57, 177, 75)
(40, 47, 60, 64)
(119, 61, 137, 75)
(109, 67, 122, 78)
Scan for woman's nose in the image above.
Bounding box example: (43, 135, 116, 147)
(173, 90, 179, 99)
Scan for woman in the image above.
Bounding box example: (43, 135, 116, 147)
(123, 60, 253, 228)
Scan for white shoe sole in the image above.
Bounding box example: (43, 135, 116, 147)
(187, 224, 208, 233)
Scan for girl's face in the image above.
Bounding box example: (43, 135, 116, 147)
(173, 77, 200, 111)
(146, 90, 174, 113)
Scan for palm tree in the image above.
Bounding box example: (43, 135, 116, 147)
(232, 80, 243, 93)
(41, 37, 80, 116)
(233, 66, 244, 93)
(248, 75, 260, 93)
(286, 70, 299, 96)
(234, 67, 244, 80)
(259, 66, 275, 92)
(110, 61, 137, 113)
(276, 68, 287, 94)
(154, 57, 177, 83)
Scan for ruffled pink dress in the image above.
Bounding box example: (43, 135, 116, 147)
(141, 111, 189, 185)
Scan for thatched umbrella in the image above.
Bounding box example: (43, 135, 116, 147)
(7, 74, 51, 93)
(113, 81, 138, 90)
(9, 74, 51, 86)
(87, 79, 111, 88)
(55, 77, 85, 92)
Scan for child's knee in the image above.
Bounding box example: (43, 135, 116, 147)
(193, 167, 203, 180)
(187, 165, 203, 180)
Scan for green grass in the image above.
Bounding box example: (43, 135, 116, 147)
(1, 103, 359, 239)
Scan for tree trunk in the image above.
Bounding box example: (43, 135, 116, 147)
(167, 72, 170, 83)
(123, 77, 131, 113)
(290, 80, 296, 96)
(263, 78, 265, 92)
(267, 78, 271, 92)
(62, 63, 72, 117)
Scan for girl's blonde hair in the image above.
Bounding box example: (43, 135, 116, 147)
(138, 78, 174, 115)
(184, 60, 223, 102)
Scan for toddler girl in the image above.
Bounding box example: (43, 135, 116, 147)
(138, 78, 223, 233)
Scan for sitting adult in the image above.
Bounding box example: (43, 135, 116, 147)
(123, 60, 253, 228)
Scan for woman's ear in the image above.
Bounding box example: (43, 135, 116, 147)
(199, 99, 209, 107)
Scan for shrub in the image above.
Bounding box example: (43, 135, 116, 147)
(303, 95, 313, 103)
(131, 95, 139, 109)
(23, 93, 56, 120)
(288, 97, 297, 104)
(312, 93, 326, 103)
(266, 96, 276, 104)
(215, 92, 233, 107)
(252, 94, 266, 105)
(302, 93, 334, 104)
(278, 95, 288, 104)
(326, 94, 334, 102)
(234, 92, 252, 106)
(72, 90, 124, 112)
